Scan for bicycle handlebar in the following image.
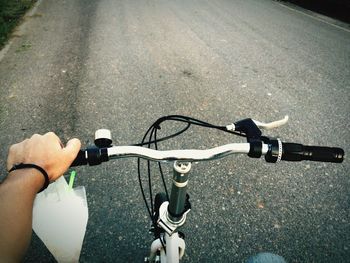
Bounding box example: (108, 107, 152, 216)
(71, 143, 267, 166)
(70, 141, 344, 167)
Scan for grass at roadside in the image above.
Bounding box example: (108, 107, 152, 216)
(280, 0, 350, 23)
(0, 0, 37, 49)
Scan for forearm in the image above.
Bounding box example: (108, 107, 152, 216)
(0, 169, 43, 262)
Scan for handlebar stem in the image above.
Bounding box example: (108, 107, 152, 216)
(168, 162, 191, 222)
(157, 162, 192, 236)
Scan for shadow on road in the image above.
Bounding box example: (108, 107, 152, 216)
(280, 0, 350, 24)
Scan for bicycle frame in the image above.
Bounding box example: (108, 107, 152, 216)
(149, 233, 186, 263)
(147, 162, 192, 263)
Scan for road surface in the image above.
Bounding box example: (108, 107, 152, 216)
(0, 0, 349, 262)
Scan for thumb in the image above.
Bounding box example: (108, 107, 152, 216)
(63, 138, 81, 164)
(48, 138, 81, 181)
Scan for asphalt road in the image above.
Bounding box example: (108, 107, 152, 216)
(0, 0, 349, 262)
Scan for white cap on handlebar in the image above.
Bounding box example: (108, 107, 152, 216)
(95, 129, 112, 141)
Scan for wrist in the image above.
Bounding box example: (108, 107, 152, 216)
(8, 169, 45, 193)
(8, 163, 50, 193)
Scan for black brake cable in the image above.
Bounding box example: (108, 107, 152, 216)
(147, 126, 155, 216)
(133, 115, 245, 147)
(132, 122, 191, 146)
(154, 128, 170, 200)
(137, 123, 157, 219)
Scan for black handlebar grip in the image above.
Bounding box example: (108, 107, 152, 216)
(70, 150, 88, 167)
(282, 143, 344, 163)
(70, 147, 109, 167)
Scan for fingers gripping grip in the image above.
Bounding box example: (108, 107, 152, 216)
(70, 147, 109, 167)
(281, 143, 344, 163)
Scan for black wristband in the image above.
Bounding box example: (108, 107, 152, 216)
(8, 163, 50, 193)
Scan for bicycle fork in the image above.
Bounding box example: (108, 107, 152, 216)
(147, 161, 192, 263)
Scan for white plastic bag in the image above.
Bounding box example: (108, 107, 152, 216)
(32, 175, 88, 263)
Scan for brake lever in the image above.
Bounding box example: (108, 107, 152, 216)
(252, 115, 289, 130)
(226, 116, 288, 158)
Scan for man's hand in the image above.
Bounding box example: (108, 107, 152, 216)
(7, 132, 81, 181)
(0, 132, 81, 262)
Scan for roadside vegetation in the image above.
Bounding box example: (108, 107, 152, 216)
(281, 0, 350, 23)
(0, 0, 36, 49)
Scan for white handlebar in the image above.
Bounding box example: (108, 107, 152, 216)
(107, 143, 269, 162)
